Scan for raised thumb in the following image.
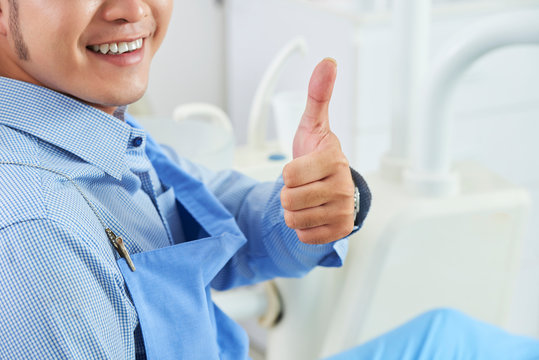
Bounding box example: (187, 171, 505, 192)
(292, 58, 337, 158)
(300, 58, 337, 132)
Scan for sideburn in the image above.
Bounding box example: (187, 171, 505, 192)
(8, 0, 29, 61)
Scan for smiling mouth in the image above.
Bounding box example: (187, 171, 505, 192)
(88, 38, 144, 55)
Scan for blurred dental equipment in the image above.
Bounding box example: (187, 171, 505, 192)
(381, 0, 431, 178)
(247, 37, 307, 152)
(212, 282, 283, 328)
(306, 0, 499, 12)
(405, 9, 539, 196)
(225, 0, 539, 359)
(321, 6, 539, 357)
(234, 36, 308, 181)
(136, 103, 235, 171)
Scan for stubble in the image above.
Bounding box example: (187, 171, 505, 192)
(8, 0, 29, 61)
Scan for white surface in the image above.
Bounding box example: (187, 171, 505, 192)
(144, 0, 226, 116)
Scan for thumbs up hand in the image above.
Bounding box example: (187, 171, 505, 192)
(280, 58, 355, 245)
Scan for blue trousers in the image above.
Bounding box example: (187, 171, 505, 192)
(326, 309, 539, 360)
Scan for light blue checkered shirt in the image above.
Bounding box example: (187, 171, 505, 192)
(0, 77, 347, 359)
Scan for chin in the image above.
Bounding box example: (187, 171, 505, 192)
(95, 87, 147, 107)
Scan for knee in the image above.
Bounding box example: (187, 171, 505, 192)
(416, 308, 474, 338)
(422, 308, 468, 322)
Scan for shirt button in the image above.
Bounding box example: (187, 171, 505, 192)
(132, 137, 143, 147)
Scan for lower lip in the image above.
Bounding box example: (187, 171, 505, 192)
(88, 46, 145, 66)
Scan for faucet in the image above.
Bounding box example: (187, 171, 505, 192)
(404, 9, 539, 196)
(247, 37, 308, 151)
(381, 0, 431, 180)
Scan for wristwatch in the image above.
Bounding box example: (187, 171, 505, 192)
(353, 186, 360, 226)
(350, 167, 370, 227)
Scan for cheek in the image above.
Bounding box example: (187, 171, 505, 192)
(152, 0, 174, 45)
(159, 0, 174, 21)
(22, 3, 88, 49)
(26, 35, 80, 74)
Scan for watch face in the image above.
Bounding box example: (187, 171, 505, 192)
(354, 187, 360, 219)
(349, 167, 371, 228)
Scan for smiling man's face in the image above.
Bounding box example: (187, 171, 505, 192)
(0, 0, 173, 114)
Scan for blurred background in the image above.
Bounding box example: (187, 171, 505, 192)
(132, 0, 539, 358)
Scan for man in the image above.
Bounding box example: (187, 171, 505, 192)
(0, 0, 370, 358)
(0, 1, 538, 359)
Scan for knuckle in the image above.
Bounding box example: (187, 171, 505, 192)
(327, 152, 350, 176)
(330, 177, 354, 201)
(282, 164, 292, 185)
(284, 211, 296, 229)
(298, 232, 317, 245)
(280, 188, 292, 210)
(283, 162, 300, 187)
(339, 215, 355, 235)
(327, 224, 350, 242)
(327, 209, 353, 235)
(297, 232, 309, 244)
(336, 155, 349, 171)
(342, 205, 354, 219)
(326, 147, 340, 161)
(343, 221, 355, 236)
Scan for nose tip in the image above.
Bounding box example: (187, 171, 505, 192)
(102, 0, 146, 23)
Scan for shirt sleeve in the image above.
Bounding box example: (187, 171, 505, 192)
(0, 219, 135, 359)
(160, 147, 351, 289)
(128, 116, 370, 289)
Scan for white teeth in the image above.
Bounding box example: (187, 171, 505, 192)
(118, 42, 128, 54)
(89, 38, 144, 55)
(99, 44, 110, 54)
(127, 41, 137, 51)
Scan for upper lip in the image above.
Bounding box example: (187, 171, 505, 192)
(87, 34, 148, 47)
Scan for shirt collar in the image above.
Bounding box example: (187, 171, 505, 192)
(0, 77, 140, 180)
